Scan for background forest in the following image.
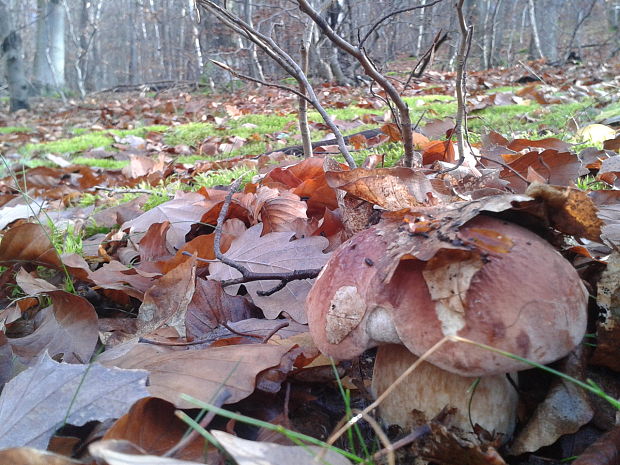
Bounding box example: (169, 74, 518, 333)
(0, 0, 619, 101)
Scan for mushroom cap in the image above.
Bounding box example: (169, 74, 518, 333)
(306, 215, 588, 376)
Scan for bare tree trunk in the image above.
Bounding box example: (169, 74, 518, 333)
(0, 1, 29, 111)
(33, 0, 66, 93)
(527, 0, 544, 59)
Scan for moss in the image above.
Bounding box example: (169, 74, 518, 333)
(193, 166, 257, 189)
(22, 125, 168, 156)
(70, 157, 128, 170)
(23, 133, 115, 155)
(0, 126, 32, 134)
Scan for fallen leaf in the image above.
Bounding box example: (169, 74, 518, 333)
(137, 255, 196, 337)
(0, 448, 83, 464)
(212, 430, 352, 465)
(185, 278, 257, 339)
(100, 342, 297, 408)
(121, 192, 212, 250)
(104, 397, 206, 462)
(325, 167, 436, 210)
(209, 224, 330, 322)
(572, 423, 620, 465)
(0, 353, 148, 449)
(0, 223, 62, 269)
(89, 440, 203, 465)
(509, 350, 593, 455)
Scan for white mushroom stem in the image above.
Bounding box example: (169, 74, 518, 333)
(371, 344, 519, 441)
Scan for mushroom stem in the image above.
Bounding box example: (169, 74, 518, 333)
(371, 344, 518, 441)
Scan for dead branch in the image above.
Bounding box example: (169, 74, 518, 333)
(196, 0, 356, 168)
(453, 0, 473, 165)
(212, 178, 322, 296)
(359, 0, 445, 48)
(297, 0, 417, 167)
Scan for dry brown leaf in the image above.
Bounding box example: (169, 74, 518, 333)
(209, 224, 330, 322)
(185, 278, 257, 339)
(0, 223, 62, 269)
(0, 448, 83, 465)
(100, 342, 296, 408)
(121, 192, 213, 250)
(137, 255, 196, 337)
(104, 397, 206, 462)
(325, 166, 436, 210)
(572, 423, 620, 465)
(525, 183, 603, 241)
(8, 287, 99, 364)
(502, 150, 587, 193)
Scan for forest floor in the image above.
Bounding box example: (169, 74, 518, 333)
(0, 59, 619, 465)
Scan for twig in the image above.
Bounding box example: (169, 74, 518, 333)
(213, 178, 243, 268)
(138, 336, 216, 346)
(196, 0, 356, 168)
(453, 0, 473, 166)
(164, 389, 231, 458)
(260, 321, 289, 343)
(403, 31, 448, 90)
(373, 424, 431, 461)
(221, 321, 264, 341)
(359, 0, 445, 47)
(210, 59, 311, 103)
(212, 179, 323, 293)
(517, 60, 548, 86)
(94, 185, 169, 196)
(297, 0, 417, 167)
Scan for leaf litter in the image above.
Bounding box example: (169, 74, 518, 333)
(0, 59, 619, 464)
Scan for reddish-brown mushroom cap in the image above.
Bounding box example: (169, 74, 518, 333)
(306, 215, 588, 376)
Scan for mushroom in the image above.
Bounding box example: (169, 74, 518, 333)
(306, 215, 588, 439)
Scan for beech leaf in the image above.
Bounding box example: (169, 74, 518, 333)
(0, 353, 148, 450)
(208, 224, 329, 322)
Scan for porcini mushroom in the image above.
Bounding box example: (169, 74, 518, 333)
(306, 215, 588, 438)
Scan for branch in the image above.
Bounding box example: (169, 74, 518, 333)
(453, 0, 473, 165)
(297, 0, 417, 167)
(196, 0, 356, 168)
(359, 0, 445, 47)
(212, 178, 323, 297)
(210, 59, 311, 103)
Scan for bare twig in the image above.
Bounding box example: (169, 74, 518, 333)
(297, 0, 418, 167)
(517, 60, 548, 86)
(403, 31, 448, 89)
(94, 185, 170, 196)
(453, 0, 473, 165)
(373, 424, 431, 461)
(260, 321, 289, 343)
(196, 0, 356, 168)
(359, 0, 445, 47)
(210, 59, 311, 103)
(212, 178, 323, 293)
(164, 388, 231, 458)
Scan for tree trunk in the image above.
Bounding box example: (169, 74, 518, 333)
(0, 1, 29, 111)
(3, 32, 29, 111)
(33, 0, 66, 93)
